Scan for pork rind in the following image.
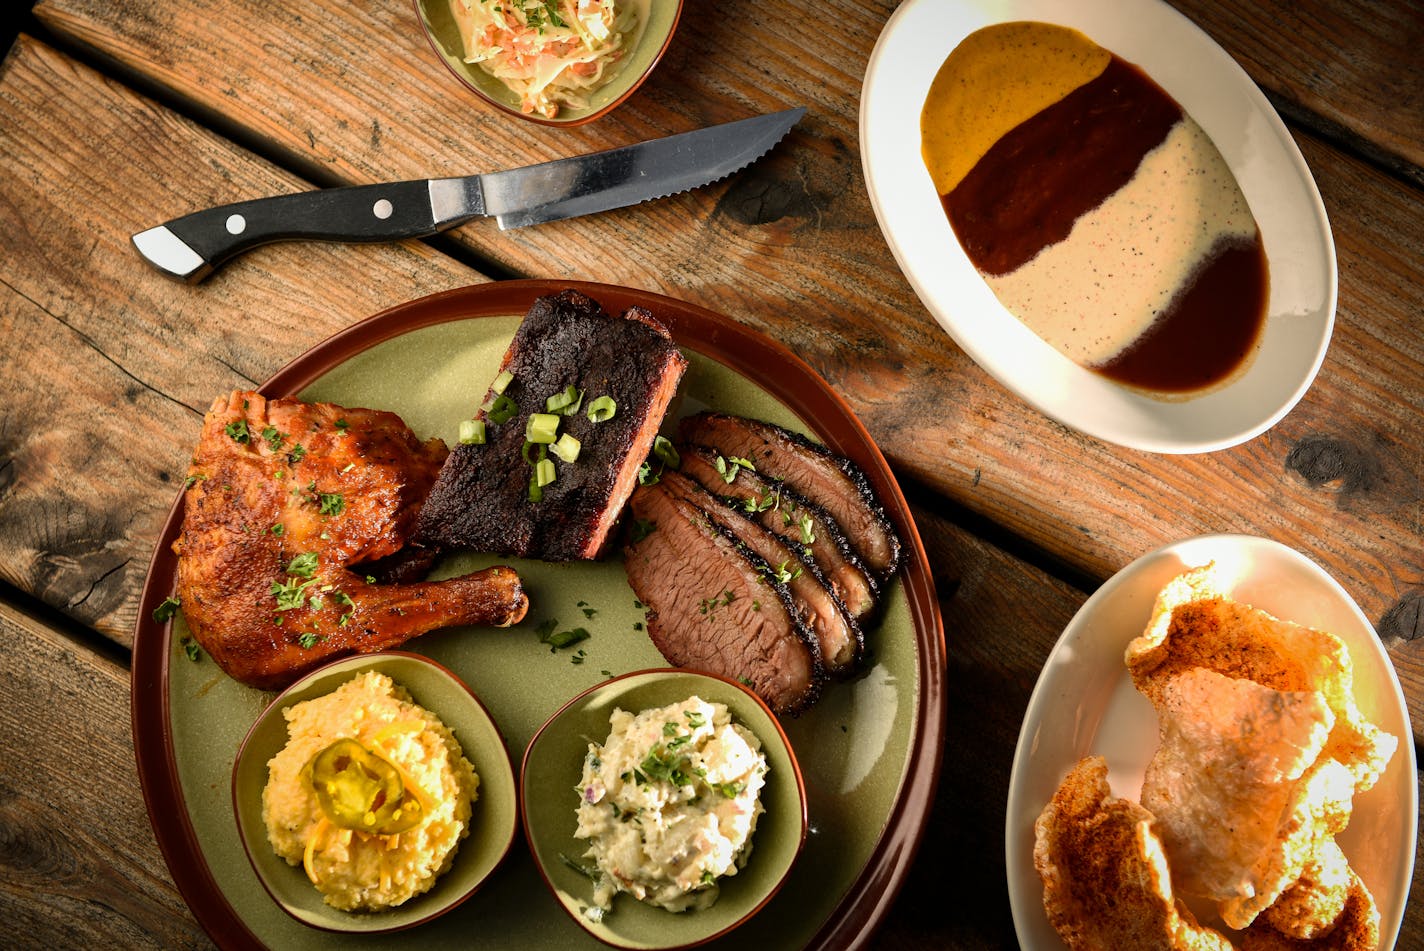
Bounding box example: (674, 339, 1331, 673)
(1126, 563, 1395, 794)
(1239, 855, 1381, 950)
(1123, 563, 1397, 930)
(1033, 756, 1234, 951)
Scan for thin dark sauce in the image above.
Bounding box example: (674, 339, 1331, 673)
(1097, 236, 1269, 392)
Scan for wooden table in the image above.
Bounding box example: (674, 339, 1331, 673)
(1, 0, 1419, 947)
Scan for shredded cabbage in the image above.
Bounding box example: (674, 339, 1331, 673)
(449, 0, 640, 119)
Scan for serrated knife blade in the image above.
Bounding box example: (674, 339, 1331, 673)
(132, 107, 806, 283)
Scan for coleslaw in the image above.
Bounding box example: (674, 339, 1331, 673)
(449, 0, 640, 119)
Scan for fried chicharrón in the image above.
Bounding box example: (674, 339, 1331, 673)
(1033, 756, 1234, 951)
(1034, 562, 1397, 950)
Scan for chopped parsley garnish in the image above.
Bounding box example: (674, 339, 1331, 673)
(297, 631, 322, 649)
(272, 576, 317, 611)
(287, 552, 319, 577)
(261, 426, 285, 451)
(318, 492, 345, 516)
(287, 444, 307, 465)
(180, 637, 202, 662)
(535, 617, 590, 652)
(152, 596, 181, 624)
(224, 419, 250, 443)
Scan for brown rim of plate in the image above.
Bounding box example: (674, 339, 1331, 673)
(131, 279, 947, 950)
(519, 666, 810, 949)
(229, 650, 517, 935)
(413, 0, 686, 128)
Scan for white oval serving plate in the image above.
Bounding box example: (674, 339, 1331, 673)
(1005, 534, 1416, 949)
(860, 0, 1337, 453)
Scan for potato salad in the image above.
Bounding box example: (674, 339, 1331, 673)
(575, 697, 768, 913)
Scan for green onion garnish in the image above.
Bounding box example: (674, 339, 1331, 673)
(492, 369, 514, 394)
(535, 457, 557, 488)
(652, 435, 680, 468)
(526, 412, 560, 444)
(586, 395, 616, 422)
(486, 393, 518, 425)
(550, 432, 581, 463)
(545, 384, 584, 416)
(458, 418, 487, 445)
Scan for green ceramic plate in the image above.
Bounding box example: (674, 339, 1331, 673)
(414, 0, 684, 126)
(132, 280, 946, 950)
(231, 652, 518, 933)
(522, 669, 807, 949)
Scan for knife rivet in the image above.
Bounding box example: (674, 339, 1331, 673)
(225, 214, 246, 235)
(372, 198, 394, 220)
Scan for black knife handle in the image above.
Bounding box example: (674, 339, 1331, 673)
(132, 179, 440, 282)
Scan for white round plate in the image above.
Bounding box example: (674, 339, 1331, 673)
(1005, 534, 1416, 949)
(860, 0, 1337, 454)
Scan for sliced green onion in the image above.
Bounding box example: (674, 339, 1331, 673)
(485, 393, 518, 425)
(545, 384, 584, 416)
(586, 395, 616, 422)
(491, 369, 514, 394)
(525, 412, 560, 444)
(528, 471, 543, 502)
(535, 457, 557, 487)
(522, 440, 548, 465)
(652, 435, 680, 468)
(550, 432, 582, 463)
(458, 419, 486, 445)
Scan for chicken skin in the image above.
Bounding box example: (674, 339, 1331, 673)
(173, 391, 528, 689)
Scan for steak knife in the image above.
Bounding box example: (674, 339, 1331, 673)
(132, 107, 806, 283)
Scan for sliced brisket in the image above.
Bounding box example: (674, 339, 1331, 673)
(657, 469, 864, 676)
(678, 412, 902, 579)
(678, 445, 880, 623)
(415, 290, 687, 560)
(624, 481, 824, 715)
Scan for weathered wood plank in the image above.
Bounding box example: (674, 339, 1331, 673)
(30, 1, 1424, 733)
(0, 598, 213, 948)
(0, 36, 488, 648)
(1172, 0, 1424, 184)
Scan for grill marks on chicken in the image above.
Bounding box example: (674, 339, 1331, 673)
(173, 391, 528, 689)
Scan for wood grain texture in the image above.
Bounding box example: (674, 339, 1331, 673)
(1171, 0, 1424, 184)
(0, 36, 488, 649)
(30, 0, 1424, 736)
(0, 599, 213, 949)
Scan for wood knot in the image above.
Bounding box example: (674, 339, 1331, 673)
(1379, 592, 1424, 642)
(715, 165, 814, 226)
(1284, 435, 1381, 494)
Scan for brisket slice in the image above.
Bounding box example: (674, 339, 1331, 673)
(678, 413, 902, 579)
(678, 445, 880, 623)
(658, 469, 864, 676)
(415, 290, 687, 561)
(624, 482, 824, 715)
